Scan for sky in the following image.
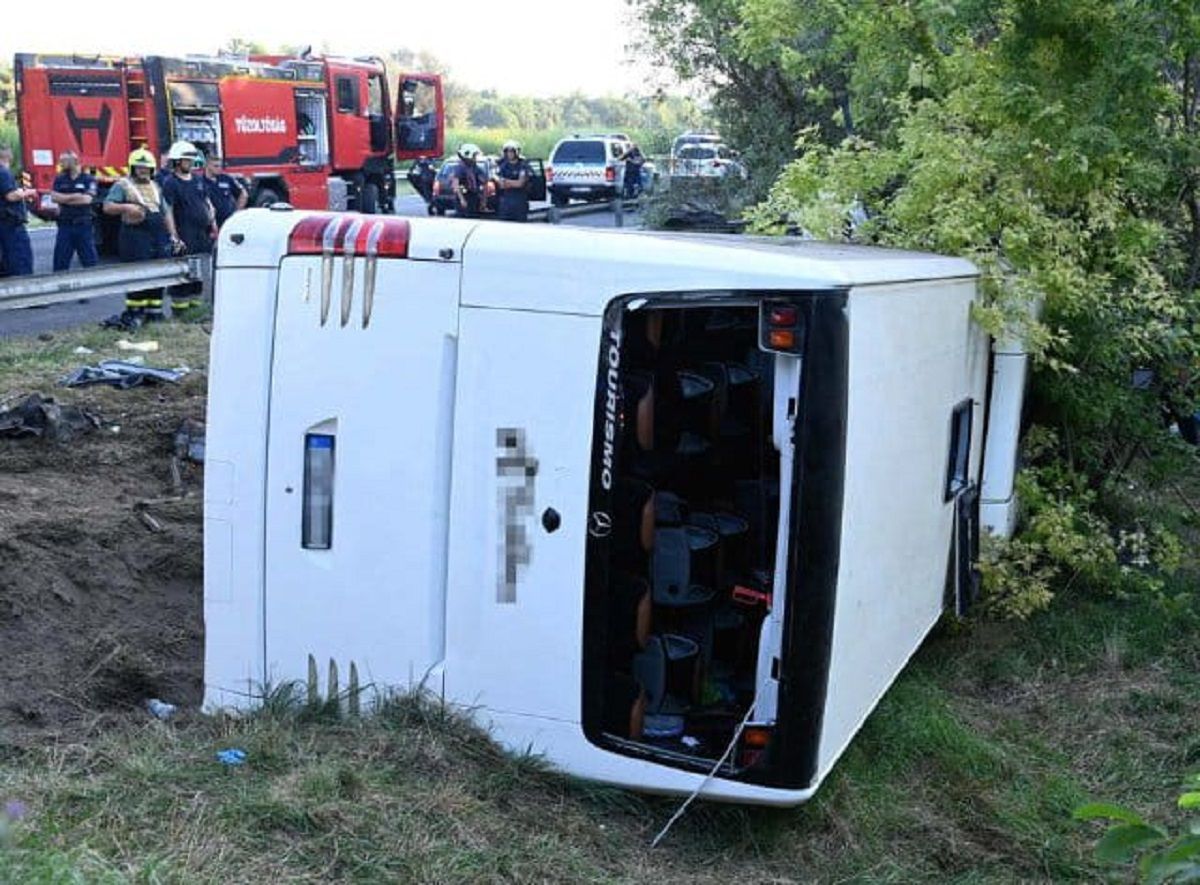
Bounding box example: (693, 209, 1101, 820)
(3, 0, 661, 97)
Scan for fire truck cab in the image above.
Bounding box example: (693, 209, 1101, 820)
(13, 52, 443, 247)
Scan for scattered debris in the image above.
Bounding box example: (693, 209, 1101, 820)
(173, 418, 205, 464)
(37, 333, 54, 343)
(0, 394, 100, 442)
(101, 311, 143, 332)
(215, 748, 247, 767)
(138, 511, 164, 533)
(145, 698, 177, 720)
(117, 339, 160, 354)
(72, 346, 95, 355)
(61, 360, 190, 390)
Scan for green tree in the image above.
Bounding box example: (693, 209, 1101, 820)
(636, 0, 1200, 612)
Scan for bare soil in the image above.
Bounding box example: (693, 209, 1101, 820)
(0, 373, 206, 743)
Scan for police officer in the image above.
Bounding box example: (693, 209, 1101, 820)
(0, 146, 36, 277)
(448, 143, 484, 218)
(496, 140, 532, 223)
(50, 150, 99, 271)
(161, 141, 216, 312)
(619, 142, 646, 199)
(200, 152, 246, 228)
(103, 148, 170, 318)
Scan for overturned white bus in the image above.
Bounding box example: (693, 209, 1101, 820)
(203, 209, 1025, 805)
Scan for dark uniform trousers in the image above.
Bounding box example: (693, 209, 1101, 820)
(120, 213, 169, 313)
(164, 174, 213, 310)
(0, 222, 33, 276)
(53, 221, 99, 271)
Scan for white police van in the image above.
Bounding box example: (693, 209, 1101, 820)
(545, 134, 630, 206)
(203, 208, 1027, 805)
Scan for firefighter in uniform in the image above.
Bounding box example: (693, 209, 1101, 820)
(50, 150, 99, 271)
(200, 152, 247, 228)
(161, 140, 217, 312)
(496, 140, 532, 223)
(103, 148, 169, 318)
(448, 143, 484, 218)
(0, 146, 36, 277)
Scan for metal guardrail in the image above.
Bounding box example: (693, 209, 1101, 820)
(539, 198, 640, 225)
(0, 256, 210, 312)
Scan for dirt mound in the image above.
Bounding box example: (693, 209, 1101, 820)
(0, 374, 206, 742)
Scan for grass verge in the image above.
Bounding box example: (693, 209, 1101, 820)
(0, 321, 1197, 883)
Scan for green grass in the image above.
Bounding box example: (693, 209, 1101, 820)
(0, 321, 210, 395)
(0, 322, 1197, 883)
(1, 588, 1195, 882)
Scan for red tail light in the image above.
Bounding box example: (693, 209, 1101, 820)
(605, 166, 616, 182)
(288, 215, 409, 258)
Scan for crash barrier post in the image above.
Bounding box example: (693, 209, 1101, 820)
(200, 254, 215, 305)
(0, 256, 207, 312)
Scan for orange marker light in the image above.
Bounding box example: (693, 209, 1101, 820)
(743, 726, 772, 749)
(768, 329, 796, 350)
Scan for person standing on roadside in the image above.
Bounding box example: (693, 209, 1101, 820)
(200, 152, 247, 228)
(496, 140, 532, 223)
(0, 146, 36, 276)
(160, 141, 216, 312)
(50, 150, 99, 271)
(103, 148, 169, 319)
(448, 143, 484, 218)
(619, 142, 646, 199)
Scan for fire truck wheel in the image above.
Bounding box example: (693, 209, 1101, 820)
(359, 181, 380, 215)
(253, 188, 282, 208)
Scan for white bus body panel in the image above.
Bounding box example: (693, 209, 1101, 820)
(815, 279, 989, 783)
(261, 256, 460, 694)
(204, 210, 1002, 805)
(203, 267, 279, 707)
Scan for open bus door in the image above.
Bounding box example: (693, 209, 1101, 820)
(395, 74, 444, 161)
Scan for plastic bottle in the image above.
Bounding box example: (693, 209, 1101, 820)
(145, 699, 177, 720)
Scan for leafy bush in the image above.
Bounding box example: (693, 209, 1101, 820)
(979, 429, 1184, 619)
(640, 174, 753, 230)
(0, 119, 18, 160)
(1075, 774, 1200, 883)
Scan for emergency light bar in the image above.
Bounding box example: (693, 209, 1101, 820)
(287, 215, 409, 258)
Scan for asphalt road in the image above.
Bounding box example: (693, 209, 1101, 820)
(0, 196, 639, 339)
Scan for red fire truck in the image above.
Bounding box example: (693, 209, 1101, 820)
(14, 51, 443, 243)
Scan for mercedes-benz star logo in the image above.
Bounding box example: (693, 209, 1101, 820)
(588, 511, 612, 538)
